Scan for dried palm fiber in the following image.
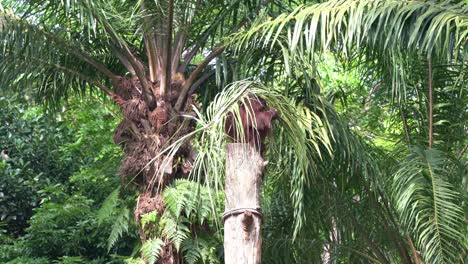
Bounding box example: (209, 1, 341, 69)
(120, 140, 155, 179)
(130, 76, 143, 94)
(184, 94, 198, 112)
(113, 119, 132, 145)
(149, 101, 169, 130)
(116, 77, 133, 99)
(181, 157, 194, 174)
(123, 98, 148, 122)
(136, 191, 165, 216)
(119, 155, 140, 180)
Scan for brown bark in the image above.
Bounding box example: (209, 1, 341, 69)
(223, 144, 267, 264)
(406, 233, 424, 264)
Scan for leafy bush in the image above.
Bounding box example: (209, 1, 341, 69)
(0, 95, 137, 262)
(0, 95, 77, 235)
(24, 195, 106, 258)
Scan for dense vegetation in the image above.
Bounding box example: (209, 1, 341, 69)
(0, 0, 466, 263)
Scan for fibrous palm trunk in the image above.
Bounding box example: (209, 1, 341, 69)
(112, 74, 197, 263)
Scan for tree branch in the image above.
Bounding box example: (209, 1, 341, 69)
(406, 233, 422, 264)
(428, 58, 433, 148)
(79, 0, 153, 104)
(189, 69, 215, 95)
(161, 0, 174, 97)
(175, 46, 225, 111)
(171, 30, 186, 75)
(141, 0, 159, 83)
(457, 145, 468, 160)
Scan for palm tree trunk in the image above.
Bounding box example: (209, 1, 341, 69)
(223, 143, 267, 264)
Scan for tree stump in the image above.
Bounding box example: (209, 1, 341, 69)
(223, 143, 266, 264)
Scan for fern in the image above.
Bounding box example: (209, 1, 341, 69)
(141, 211, 159, 231)
(97, 187, 120, 224)
(160, 215, 190, 251)
(392, 147, 465, 263)
(96, 187, 132, 252)
(182, 238, 204, 264)
(182, 238, 201, 264)
(141, 238, 164, 264)
(137, 179, 222, 260)
(182, 236, 221, 264)
(163, 184, 188, 218)
(163, 179, 217, 225)
(107, 207, 130, 251)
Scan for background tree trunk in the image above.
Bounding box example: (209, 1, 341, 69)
(223, 143, 266, 264)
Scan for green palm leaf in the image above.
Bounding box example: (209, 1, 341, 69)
(392, 146, 465, 263)
(229, 0, 467, 105)
(156, 80, 333, 238)
(232, 0, 467, 57)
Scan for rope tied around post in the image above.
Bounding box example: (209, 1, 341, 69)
(222, 207, 263, 223)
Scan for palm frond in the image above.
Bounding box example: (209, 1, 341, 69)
(0, 5, 118, 106)
(392, 146, 465, 263)
(229, 0, 467, 106)
(156, 80, 333, 238)
(232, 0, 467, 58)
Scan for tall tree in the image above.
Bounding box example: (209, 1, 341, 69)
(229, 0, 466, 263)
(0, 0, 292, 262)
(1, 0, 466, 263)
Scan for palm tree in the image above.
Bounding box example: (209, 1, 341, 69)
(1, 0, 466, 263)
(0, 0, 282, 262)
(229, 0, 466, 263)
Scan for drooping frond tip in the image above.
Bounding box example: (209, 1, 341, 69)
(230, 0, 468, 60)
(392, 147, 465, 263)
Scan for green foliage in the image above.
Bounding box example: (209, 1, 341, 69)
(107, 207, 131, 252)
(141, 238, 164, 264)
(25, 195, 105, 258)
(0, 233, 31, 263)
(0, 95, 77, 235)
(0, 0, 466, 263)
(138, 179, 223, 264)
(0, 96, 135, 263)
(392, 147, 465, 263)
(4, 257, 50, 264)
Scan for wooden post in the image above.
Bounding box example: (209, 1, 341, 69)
(223, 143, 267, 264)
